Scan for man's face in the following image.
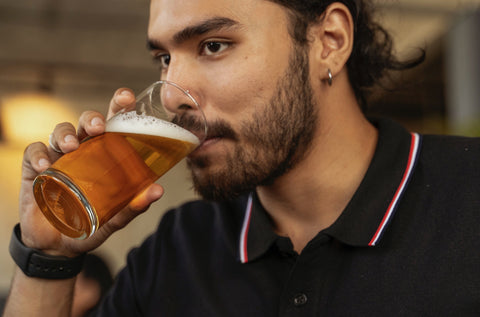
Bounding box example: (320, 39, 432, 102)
(148, 0, 317, 200)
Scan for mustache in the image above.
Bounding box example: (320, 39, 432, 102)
(205, 119, 238, 141)
(172, 114, 238, 141)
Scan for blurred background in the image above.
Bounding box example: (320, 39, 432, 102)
(0, 0, 479, 296)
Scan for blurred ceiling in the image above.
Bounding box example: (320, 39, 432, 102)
(0, 0, 155, 94)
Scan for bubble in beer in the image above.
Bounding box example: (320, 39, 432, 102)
(106, 111, 200, 145)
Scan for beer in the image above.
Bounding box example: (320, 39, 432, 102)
(34, 111, 200, 239)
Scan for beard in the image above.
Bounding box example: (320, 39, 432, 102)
(188, 45, 318, 201)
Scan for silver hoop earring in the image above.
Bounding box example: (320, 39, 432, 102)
(327, 69, 333, 86)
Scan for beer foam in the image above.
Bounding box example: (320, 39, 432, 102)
(105, 111, 200, 145)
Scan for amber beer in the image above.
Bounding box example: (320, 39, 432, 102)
(33, 111, 199, 239)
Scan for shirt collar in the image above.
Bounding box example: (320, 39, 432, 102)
(238, 192, 278, 263)
(237, 118, 422, 263)
(323, 119, 421, 246)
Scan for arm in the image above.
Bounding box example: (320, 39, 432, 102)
(4, 269, 76, 317)
(3, 89, 164, 317)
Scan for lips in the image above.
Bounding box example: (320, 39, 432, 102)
(191, 120, 237, 155)
(197, 134, 222, 150)
(202, 136, 221, 146)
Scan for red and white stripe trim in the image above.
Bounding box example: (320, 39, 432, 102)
(368, 132, 421, 246)
(239, 194, 253, 263)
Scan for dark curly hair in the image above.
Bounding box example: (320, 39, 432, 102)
(267, 0, 425, 111)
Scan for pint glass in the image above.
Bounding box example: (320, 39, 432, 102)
(33, 81, 207, 239)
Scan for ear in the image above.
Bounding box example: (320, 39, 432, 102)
(308, 3, 354, 85)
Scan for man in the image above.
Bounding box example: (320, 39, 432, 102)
(4, 0, 480, 316)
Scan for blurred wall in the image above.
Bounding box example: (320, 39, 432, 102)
(445, 10, 480, 135)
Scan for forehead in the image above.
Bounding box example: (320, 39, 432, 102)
(148, 0, 287, 39)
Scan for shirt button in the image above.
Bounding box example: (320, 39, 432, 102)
(293, 293, 308, 306)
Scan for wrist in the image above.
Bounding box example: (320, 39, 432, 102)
(9, 224, 86, 279)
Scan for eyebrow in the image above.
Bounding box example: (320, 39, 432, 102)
(147, 17, 240, 51)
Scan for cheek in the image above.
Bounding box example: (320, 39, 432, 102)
(200, 57, 279, 119)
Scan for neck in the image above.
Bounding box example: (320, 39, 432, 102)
(256, 75, 378, 253)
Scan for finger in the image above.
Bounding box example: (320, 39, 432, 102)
(102, 184, 164, 233)
(20, 143, 63, 249)
(23, 142, 51, 177)
(107, 88, 136, 119)
(77, 111, 106, 141)
(128, 183, 164, 212)
(50, 122, 79, 154)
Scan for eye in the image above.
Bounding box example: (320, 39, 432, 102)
(153, 53, 171, 69)
(159, 54, 171, 68)
(201, 41, 230, 56)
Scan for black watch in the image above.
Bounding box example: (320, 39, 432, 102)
(9, 224, 86, 279)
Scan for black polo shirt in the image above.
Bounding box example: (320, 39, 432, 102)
(95, 119, 480, 316)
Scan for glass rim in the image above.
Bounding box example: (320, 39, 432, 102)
(135, 80, 208, 143)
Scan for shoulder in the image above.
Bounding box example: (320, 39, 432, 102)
(99, 195, 250, 314)
(129, 195, 250, 263)
(421, 133, 480, 156)
(418, 134, 480, 179)
(159, 195, 249, 237)
(405, 133, 480, 219)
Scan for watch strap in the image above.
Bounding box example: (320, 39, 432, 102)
(9, 224, 86, 279)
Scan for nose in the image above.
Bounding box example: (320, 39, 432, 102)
(159, 81, 197, 118)
(143, 81, 207, 142)
(161, 55, 203, 109)
(135, 81, 197, 120)
(151, 58, 207, 141)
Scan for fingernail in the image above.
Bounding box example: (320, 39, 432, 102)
(91, 117, 103, 126)
(38, 158, 49, 168)
(115, 90, 131, 103)
(64, 134, 76, 144)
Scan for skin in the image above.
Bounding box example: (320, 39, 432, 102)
(4, 0, 378, 315)
(186, 38, 317, 200)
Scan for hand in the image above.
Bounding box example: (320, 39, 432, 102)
(18, 88, 164, 257)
